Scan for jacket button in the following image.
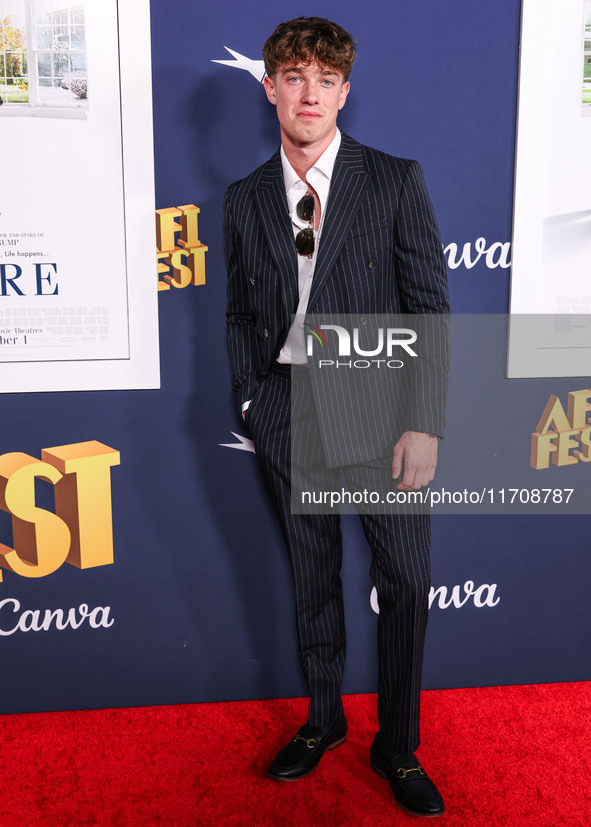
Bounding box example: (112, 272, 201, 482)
(263, 328, 269, 338)
(368, 260, 377, 269)
(250, 277, 255, 285)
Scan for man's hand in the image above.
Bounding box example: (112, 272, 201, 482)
(392, 431, 438, 491)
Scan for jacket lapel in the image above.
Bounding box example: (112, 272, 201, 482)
(308, 134, 369, 311)
(253, 152, 299, 316)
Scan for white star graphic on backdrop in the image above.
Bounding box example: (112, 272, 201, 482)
(211, 47, 266, 83)
(219, 432, 255, 453)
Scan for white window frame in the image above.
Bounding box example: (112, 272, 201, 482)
(0, 0, 88, 119)
(583, 0, 591, 110)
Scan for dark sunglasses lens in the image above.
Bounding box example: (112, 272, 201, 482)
(295, 227, 315, 256)
(296, 194, 315, 222)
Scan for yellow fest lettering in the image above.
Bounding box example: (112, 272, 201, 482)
(0, 441, 120, 582)
(155, 204, 208, 292)
(531, 389, 591, 469)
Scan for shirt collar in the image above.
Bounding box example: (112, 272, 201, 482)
(280, 128, 341, 195)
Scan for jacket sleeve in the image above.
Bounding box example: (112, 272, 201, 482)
(394, 160, 450, 437)
(224, 186, 261, 410)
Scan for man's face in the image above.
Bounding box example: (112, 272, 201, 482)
(264, 61, 350, 152)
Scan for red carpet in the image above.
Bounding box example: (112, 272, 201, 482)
(0, 683, 589, 826)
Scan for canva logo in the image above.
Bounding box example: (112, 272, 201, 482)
(370, 581, 500, 612)
(443, 238, 511, 270)
(307, 324, 418, 370)
(156, 205, 208, 292)
(531, 388, 591, 469)
(0, 440, 119, 582)
(0, 599, 113, 637)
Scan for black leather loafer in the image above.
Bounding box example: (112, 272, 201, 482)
(370, 733, 445, 817)
(268, 715, 347, 781)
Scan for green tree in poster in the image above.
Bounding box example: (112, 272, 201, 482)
(1, 16, 25, 51)
(0, 15, 27, 103)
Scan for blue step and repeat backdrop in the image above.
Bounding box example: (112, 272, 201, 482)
(0, 0, 590, 714)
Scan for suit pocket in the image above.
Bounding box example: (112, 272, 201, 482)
(348, 217, 389, 239)
(244, 377, 268, 430)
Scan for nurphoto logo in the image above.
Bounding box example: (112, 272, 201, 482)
(306, 323, 418, 370)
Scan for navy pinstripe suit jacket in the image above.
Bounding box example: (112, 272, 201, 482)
(225, 132, 450, 467)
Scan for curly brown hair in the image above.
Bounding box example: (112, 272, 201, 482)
(263, 17, 356, 80)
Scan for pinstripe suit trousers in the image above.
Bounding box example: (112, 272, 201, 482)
(246, 366, 431, 754)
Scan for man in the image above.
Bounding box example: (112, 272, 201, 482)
(225, 17, 449, 818)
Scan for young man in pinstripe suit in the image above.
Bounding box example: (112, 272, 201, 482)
(225, 17, 449, 818)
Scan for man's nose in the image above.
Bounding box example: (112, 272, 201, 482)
(301, 82, 319, 104)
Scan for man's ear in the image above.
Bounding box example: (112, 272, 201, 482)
(338, 81, 350, 111)
(263, 75, 277, 105)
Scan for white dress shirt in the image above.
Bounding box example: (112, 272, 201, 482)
(243, 129, 341, 414)
(277, 128, 341, 364)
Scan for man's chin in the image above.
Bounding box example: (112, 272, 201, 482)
(287, 123, 333, 149)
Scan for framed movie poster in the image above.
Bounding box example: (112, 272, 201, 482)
(0, 0, 159, 390)
(509, 0, 591, 377)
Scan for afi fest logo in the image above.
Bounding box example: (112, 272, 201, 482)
(306, 324, 418, 369)
(0, 440, 119, 582)
(156, 205, 208, 292)
(531, 388, 591, 469)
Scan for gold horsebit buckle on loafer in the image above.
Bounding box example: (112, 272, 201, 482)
(293, 735, 317, 749)
(396, 764, 426, 779)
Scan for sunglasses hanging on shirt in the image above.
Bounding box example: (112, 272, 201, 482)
(295, 193, 315, 257)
